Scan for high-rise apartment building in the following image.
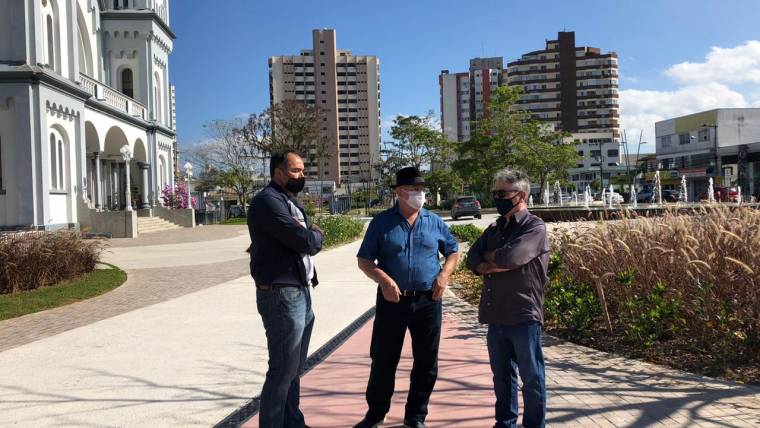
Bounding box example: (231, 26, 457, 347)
(507, 31, 620, 137)
(269, 29, 381, 185)
(439, 57, 508, 142)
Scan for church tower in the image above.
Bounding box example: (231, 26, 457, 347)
(101, 0, 174, 126)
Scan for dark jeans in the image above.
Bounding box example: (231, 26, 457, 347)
(256, 286, 315, 428)
(487, 321, 546, 428)
(364, 288, 442, 423)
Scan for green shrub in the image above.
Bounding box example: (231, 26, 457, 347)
(0, 232, 104, 295)
(314, 215, 364, 248)
(449, 224, 483, 245)
(545, 253, 601, 336)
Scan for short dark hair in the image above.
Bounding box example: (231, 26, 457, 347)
(269, 150, 301, 178)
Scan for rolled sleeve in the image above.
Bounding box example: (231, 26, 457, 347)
(493, 223, 547, 270)
(357, 217, 380, 261)
(438, 219, 459, 257)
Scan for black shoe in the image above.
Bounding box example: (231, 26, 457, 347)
(403, 420, 426, 428)
(353, 415, 386, 428)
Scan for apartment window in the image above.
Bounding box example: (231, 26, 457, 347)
(699, 129, 710, 141)
(607, 149, 619, 157)
(659, 135, 671, 148)
(0, 136, 3, 191)
(577, 150, 584, 156)
(679, 133, 690, 145)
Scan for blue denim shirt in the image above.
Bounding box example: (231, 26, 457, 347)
(357, 205, 458, 291)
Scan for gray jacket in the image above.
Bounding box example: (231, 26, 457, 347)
(466, 209, 549, 325)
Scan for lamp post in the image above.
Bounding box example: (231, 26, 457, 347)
(119, 145, 133, 211)
(701, 123, 719, 183)
(184, 161, 193, 209)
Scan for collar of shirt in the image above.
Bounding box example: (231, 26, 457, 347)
(497, 207, 529, 230)
(390, 203, 430, 222)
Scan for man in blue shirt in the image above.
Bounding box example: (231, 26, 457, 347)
(353, 167, 460, 428)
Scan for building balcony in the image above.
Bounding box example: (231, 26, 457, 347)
(79, 73, 147, 120)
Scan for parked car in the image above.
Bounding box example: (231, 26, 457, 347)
(715, 186, 740, 202)
(451, 196, 481, 220)
(603, 191, 624, 205)
(662, 189, 680, 202)
(636, 189, 678, 203)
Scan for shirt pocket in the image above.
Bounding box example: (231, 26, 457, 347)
(381, 232, 406, 255)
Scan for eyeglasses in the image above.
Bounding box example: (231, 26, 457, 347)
(491, 189, 520, 200)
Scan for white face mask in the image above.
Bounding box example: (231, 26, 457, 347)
(405, 190, 426, 210)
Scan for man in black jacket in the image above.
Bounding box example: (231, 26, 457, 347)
(248, 150, 323, 428)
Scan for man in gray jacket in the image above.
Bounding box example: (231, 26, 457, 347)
(467, 168, 550, 428)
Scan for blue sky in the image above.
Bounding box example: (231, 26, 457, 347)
(169, 0, 760, 153)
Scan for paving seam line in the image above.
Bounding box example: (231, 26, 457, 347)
(214, 305, 377, 428)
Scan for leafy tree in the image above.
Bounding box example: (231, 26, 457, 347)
(512, 122, 578, 198)
(453, 86, 530, 196)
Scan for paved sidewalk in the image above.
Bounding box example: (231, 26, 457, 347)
(243, 294, 760, 428)
(0, 234, 378, 427)
(0, 226, 251, 352)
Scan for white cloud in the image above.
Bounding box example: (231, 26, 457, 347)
(620, 83, 748, 145)
(666, 40, 760, 85)
(619, 41, 760, 149)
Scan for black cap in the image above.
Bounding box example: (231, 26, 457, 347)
(392, 166, 426, 188)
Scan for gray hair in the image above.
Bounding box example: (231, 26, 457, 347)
(493, 168, 531, 193)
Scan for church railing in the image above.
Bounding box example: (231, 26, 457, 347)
(79, 73, 148, 120)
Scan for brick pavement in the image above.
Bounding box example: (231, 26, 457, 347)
(242, 292, 760, 427)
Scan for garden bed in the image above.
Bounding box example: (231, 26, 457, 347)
(451, 207, 760, 385)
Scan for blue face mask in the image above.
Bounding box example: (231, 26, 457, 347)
(494, 198, 515, 216)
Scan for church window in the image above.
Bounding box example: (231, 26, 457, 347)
(46, 15, 55, 69)
(49, 133, 58, 189)
(121, 68, 134, 98)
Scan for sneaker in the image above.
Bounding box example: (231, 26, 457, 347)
(403, 420, 426, 428)
(353, 415, 386, 428)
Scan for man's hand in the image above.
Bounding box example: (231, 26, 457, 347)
(432, 271, 450, 301)
(476, 261, 509, 275)
(309, 223, 322, 234)
(380, 280, 401, 303)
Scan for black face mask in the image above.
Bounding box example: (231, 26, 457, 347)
(495, 197, 517, 216)
(285, 176, 306, 194)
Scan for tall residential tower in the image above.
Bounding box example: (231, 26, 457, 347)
(269, 29, 381, 185)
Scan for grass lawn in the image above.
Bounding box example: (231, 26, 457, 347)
(0, 265, 127, 321)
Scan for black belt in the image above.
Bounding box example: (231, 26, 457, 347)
(398, 289, 433, 298)
(256, 284, 304, 291)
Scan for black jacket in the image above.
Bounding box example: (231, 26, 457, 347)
(247, 182, 323, 287)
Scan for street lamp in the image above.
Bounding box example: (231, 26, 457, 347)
(184, 161, 193, 209)
(119, 145, 133, 211)
(215, 185, 224, 221)
(701, 123, 719, 182)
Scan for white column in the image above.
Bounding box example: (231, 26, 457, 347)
(111, 161, 119, 209)
(139, 162, 150, 208)
(125, 161, 132, 211)
(93, 151, 101, 209)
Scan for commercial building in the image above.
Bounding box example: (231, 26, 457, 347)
(655, 108, 760, 201)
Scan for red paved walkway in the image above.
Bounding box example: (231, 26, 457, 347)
(243, 315, 496, 427)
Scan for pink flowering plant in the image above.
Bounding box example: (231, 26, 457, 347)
(161, 182, 196, 209)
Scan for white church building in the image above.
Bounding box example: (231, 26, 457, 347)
(0, 0, 186, 237)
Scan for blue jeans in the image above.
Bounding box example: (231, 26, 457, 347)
(487, 321, 546, 428)
(256, 286, 315, 428)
